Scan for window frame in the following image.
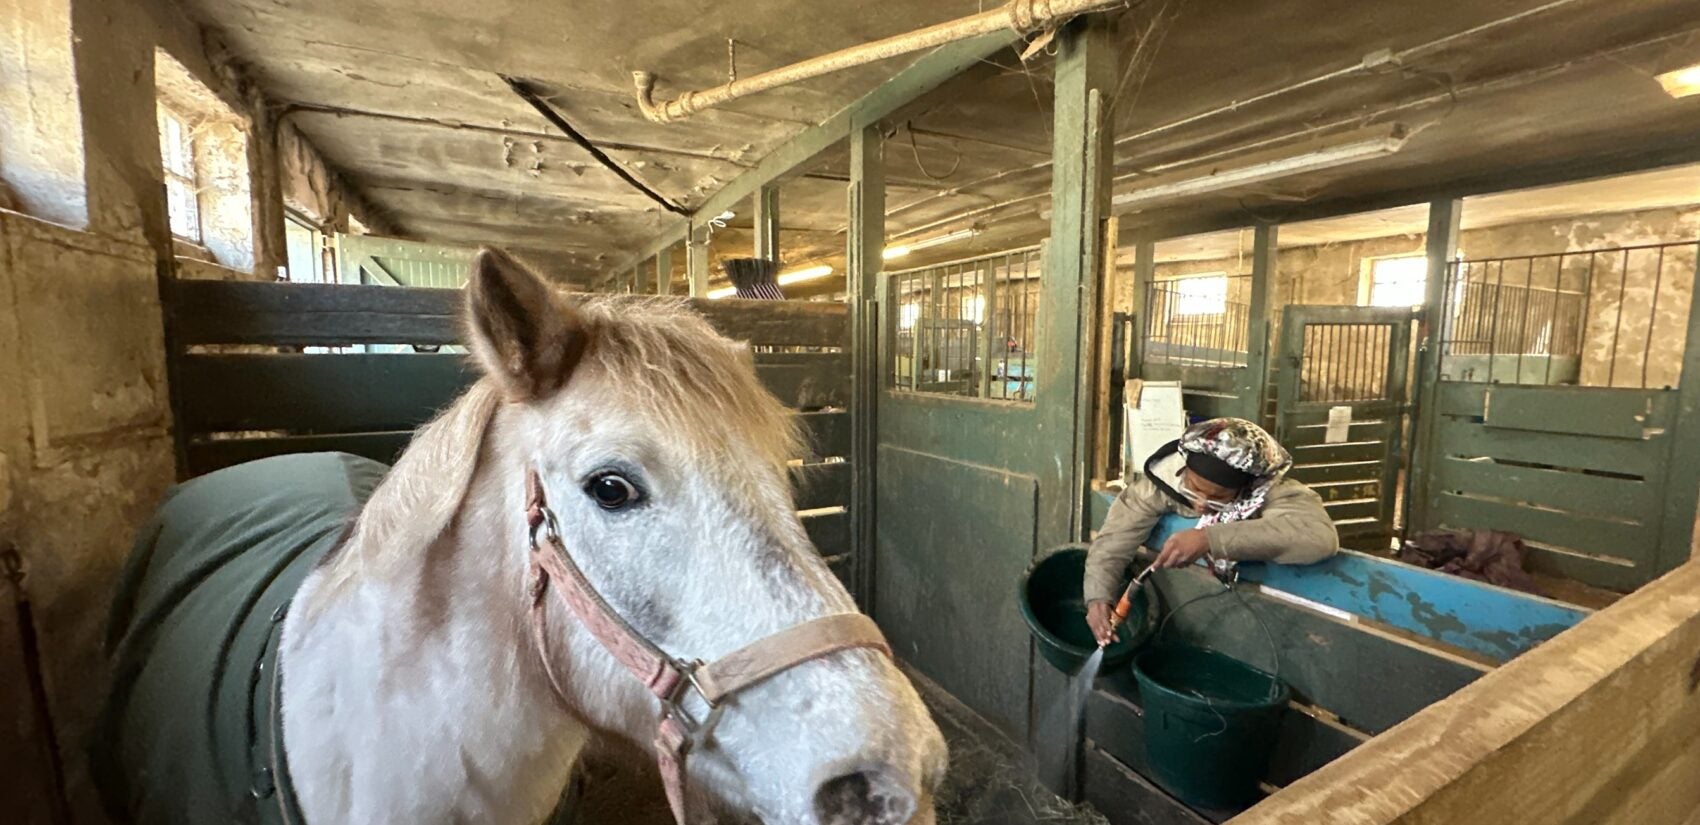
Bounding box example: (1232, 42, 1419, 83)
(1169, 271, 1230, 317)
(157, 105, 203, 243)
(1360, 253, 1431, 308)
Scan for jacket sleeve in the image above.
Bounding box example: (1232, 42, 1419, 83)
(1202, 480, 1340, 564)
(1083, 476, 1170, 604)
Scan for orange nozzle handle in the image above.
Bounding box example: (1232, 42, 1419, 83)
(1110, 588, 1135, 626)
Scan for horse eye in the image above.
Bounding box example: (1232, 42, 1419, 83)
(585, 473, 641, 511)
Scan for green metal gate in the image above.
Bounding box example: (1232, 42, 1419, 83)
(1274, 305, 1415, 551)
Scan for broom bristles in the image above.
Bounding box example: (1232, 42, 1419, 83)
(723, 258, 784, 300)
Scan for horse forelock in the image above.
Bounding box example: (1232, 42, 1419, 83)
(302, 295, 802, 616)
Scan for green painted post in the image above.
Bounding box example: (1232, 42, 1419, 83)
(847, 125, 884, 608)
(1033, 14, 1118, 798)
(687, 223, 711, 298)
(1406, 199, 1462, 531)
(1130, 238, 1155, 374)
(1242, 223, 1278, 423)
(1656, 245, 1700, 575)
(655, 245, 673, 296)
(755, 184, 781, 263)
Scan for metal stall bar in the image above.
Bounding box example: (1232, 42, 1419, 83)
(1406, 198, 1462, 532)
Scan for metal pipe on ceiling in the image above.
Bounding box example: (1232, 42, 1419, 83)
(632, 0, 1129, 124)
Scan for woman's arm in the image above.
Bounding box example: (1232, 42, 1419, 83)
(1083, 476, 1170, 603)
(1202, 480, 1341, 564)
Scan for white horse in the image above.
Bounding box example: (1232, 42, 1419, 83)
(267, 249, 945, 823)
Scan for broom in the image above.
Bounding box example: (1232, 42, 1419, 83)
(723, 258, 785, 300)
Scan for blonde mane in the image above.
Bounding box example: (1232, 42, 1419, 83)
(305, 293, 802, 612)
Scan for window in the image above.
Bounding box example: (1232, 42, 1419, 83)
(157, 106, 200, 242)
(1364, 255, 1428, 307)
(961, 295, 985, 323)
(1172, 274, 1228, 316)
(284, 212, 326, 283)
(898, 302, 921, 331)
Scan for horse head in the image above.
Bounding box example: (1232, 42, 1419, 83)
(466, 248, 947, 825)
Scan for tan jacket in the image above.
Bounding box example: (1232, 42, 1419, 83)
(1083, 475, 1340, 604)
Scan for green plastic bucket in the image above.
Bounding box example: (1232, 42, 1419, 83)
(1132, 646, 1289, 810)
(1017, 547, 1156, 675)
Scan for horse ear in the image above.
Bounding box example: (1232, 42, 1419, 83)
(464, 247, 588, 400)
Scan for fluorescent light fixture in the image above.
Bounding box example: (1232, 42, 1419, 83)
(882, 245, 912, 260)
(908, 228, 977, 251)
(707, 285, 737, 299)
(1657, 63, 1700, 98)
(777, 265, 834, 285)
(1113, 126, 1409, 210)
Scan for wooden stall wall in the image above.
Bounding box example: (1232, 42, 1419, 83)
(1423, 383, 1678, 590)
(162, 280, 866, 596)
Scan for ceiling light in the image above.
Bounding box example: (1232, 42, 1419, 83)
(1656, 63, 1700, 98)
(883, 245, 912, 260)
(908, 228, 977, 251)
(714, 210, 736, 221)
(1113, 125, 1409, 210)
(777, 265, 834, 285)
(707, 285, 737, 299)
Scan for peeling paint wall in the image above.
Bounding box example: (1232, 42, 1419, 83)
(0, 0, 388, 821)
(1132, 205, 1700, 390)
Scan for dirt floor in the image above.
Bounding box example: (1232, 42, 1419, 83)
(913, 670, 1111, 825)
(567, 666, 1110, 824)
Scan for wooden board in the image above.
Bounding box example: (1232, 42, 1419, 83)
(790, 462, 851, 511)
(177, 353, 477, 434)
(1432, 415, 1660, 477)
(1432, 492, 1646, 564)
(1084, 744, 1215, 825)
(1437, 382, 1673, 436)
(801, 510, 850, 558)
(1432, 455, 1655, 521)
(797, 410, 851, 459)
(1229, 561, 1700, 825)
(169, 280, 850, 348)
(1086, 681, 1364, 794)
(185, 431, 416, 474)
(176, 353, 844, 434)
(188, 415, 844, 473)
(1153, 568, 1488, 735)
(752, 352, 849, 409)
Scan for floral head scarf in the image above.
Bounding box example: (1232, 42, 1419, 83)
(1144, 417, 1292, 527)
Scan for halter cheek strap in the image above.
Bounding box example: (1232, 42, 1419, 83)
(522, 469, 891, 824)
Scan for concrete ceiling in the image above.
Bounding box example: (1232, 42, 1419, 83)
(175, 0, 1700, 293)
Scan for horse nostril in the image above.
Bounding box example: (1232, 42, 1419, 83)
(813, 769, 919, 825)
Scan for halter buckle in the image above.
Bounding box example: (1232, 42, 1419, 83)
(662, 659, 725, 737)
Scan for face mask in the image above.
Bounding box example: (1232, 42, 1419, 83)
(1178, 474, 1234, 513)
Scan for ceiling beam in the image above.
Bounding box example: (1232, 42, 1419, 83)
(617, 31, 1021, 274)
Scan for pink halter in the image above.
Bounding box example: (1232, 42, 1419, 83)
(523, 469, 891, 823)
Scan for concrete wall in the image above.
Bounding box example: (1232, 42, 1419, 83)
(0, 1, 384, 821)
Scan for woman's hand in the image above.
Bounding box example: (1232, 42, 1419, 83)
(1086, 600, 1119, 646)
(1155, 529, 1212, 569)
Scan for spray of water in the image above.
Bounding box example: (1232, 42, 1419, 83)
(1040, 646, 1106, 789)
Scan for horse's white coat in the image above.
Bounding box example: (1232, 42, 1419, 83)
(278, 253, 946, 825)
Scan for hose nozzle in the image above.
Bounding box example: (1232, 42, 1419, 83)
(1098, 564, 1154, 649)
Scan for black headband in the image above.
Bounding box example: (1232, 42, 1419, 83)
(1184, 450, 1254, 491)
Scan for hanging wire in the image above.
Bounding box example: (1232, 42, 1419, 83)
(907, 122, 964, 181)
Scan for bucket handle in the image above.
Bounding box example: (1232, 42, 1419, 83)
(1147, 564, 1284, 703)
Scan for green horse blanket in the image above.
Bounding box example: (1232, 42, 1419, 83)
(91, 452, 388, 825)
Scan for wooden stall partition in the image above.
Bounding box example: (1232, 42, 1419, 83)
(1077, 499, 1595, 824)
(161, 279, 863, 594)
(1421, 382, 1676, 591)
(1227, 558, 1700, 825)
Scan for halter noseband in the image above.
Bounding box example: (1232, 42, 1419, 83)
(522, 469, 891, 824)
